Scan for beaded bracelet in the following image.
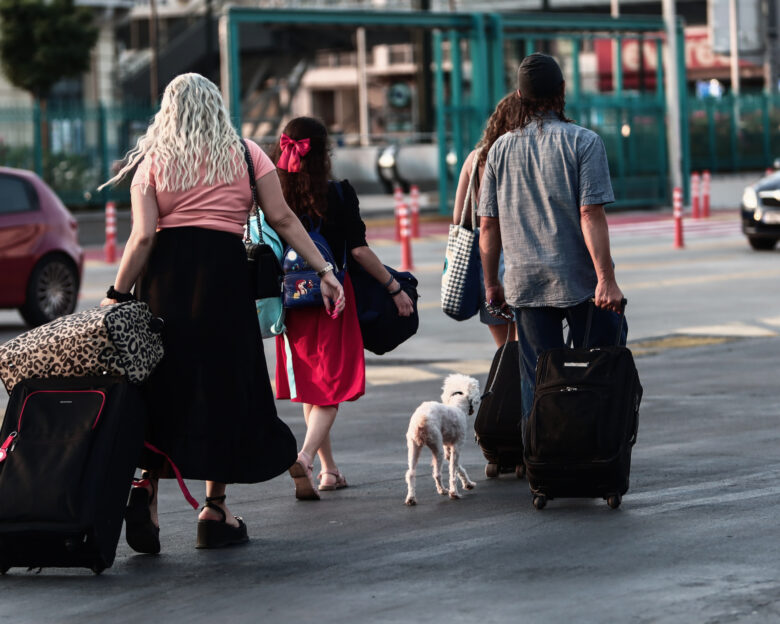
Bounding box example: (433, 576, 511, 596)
(388, 285, 403, 296)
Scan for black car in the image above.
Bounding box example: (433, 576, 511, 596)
(741, 165, 780, 251)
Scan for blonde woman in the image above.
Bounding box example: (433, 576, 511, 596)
(99, 73, 345, 551)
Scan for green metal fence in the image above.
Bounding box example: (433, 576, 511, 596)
(0, 102, 155, 207)
(689, 93, 780, 173)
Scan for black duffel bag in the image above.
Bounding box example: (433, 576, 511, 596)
(349, 263, 419, 355)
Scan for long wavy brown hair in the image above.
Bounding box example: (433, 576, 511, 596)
(271, 116, 332, 222)
(516, 87, 572, 133)
(476, 93, 523, 171)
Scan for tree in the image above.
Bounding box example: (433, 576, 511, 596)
(0, 0, 98, 101)
(0, 0, 99, 170)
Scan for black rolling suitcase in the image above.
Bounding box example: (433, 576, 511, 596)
(474, 340, 525, 479)
(0, 376, 146, 574)
(524, 302, 642, 510)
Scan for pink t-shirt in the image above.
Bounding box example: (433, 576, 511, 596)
(130, 139, 276, 237)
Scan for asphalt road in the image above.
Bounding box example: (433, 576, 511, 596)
(0, 209, 779, 623)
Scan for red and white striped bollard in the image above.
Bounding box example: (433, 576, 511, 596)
(398, 204, 414, 271)
(105, 201, 117, 263)
(673, 186, 684, 249)
(691, 172, 700, 219)
(701, 170, 711, 218)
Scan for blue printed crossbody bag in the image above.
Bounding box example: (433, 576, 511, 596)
(282, 216, 346, 309)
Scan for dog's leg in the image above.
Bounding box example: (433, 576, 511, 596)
(405, 439, 423, 506)
(455, 444, 476, 491)
(426, 432, 448, 495)
(447, 445, 462, 499)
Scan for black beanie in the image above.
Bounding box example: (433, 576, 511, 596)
(516, 53, 564, 99)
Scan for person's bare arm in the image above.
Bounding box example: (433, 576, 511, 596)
(256, 169, 345, 315)
(453, 151, 476, 227)
(100, 185, 158, 305)
(351, 245, 414, 317)
(580, 203, 624, 312)
(479, 216, 507, 315)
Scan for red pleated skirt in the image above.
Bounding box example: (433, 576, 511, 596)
(275, 273, 365, 405)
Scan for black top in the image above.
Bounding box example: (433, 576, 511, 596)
(314, 179, 368, 271)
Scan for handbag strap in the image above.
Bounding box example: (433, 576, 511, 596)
(460, 149, 481, 230)
(241, 139, 264, 245)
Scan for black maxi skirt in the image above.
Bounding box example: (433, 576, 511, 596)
(137, 226, 297, 483)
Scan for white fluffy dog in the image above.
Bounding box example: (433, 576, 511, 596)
(405, 374, 480, 505)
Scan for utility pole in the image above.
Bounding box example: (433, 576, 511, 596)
(729, 0, 740, 94)
(662, 0, 682, 192)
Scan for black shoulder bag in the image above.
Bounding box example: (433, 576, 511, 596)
(242, 140, 283, 300)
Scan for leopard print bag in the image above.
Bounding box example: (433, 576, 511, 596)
(0, 301, 164, 393)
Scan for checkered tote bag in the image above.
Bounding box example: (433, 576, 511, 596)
(441, 154, 481, 321)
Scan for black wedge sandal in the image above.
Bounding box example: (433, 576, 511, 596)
(196, 495, 249, 549)
(125, 471, 161, 555)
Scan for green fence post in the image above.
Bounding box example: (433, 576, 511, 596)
(33, 100, 42, 177)
(525, 38, 535, 57)
(487, 13, 505, 105)
(762, 93, 771, 168)
(729, 95, 738, 171)
(98, 103, 109, 202)
(572, 37, 581, 114)
(615, 36, 623, 95)
(433, 29, 449, 215)
(676, 20, 690, 204)
(706, 98, 717, 172)
(655, 38, 668, 204)
(228, 12, 242, 129)
(448, 29, 464, 175)
(469, 13, 490, 145)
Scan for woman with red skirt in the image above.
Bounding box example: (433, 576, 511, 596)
(273, 117, 414, 499)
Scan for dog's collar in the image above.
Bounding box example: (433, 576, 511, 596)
(450, 391, 474, 415)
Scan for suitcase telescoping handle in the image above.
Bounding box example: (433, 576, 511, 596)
(581, 297, 627, 348)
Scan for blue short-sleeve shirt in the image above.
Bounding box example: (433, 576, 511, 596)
(477, 115, 615, 307)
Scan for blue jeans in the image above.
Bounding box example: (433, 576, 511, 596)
(514, 301, 628, 445)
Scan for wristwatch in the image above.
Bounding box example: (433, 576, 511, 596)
(316, 262, 334, 278)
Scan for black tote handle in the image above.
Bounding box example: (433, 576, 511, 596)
(241, 139, 264, 245)
(581, 297, 627, 348)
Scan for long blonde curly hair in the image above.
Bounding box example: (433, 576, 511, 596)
(100, 73, 244, 192)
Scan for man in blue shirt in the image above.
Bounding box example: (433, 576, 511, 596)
(478, 53, 626, 434)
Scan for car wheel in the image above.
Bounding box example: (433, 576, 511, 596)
(19, 255, 79, 326)
(748, 237, 778, 251)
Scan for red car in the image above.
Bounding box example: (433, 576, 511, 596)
(0, 167, 83, 326)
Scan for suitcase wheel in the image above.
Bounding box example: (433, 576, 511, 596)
(485, 463, 499, 479)
(532, 494, 547, 510)
(515, 464, 525, 480)
(91, 564, 106, 575)
(607, 494, 622, 509)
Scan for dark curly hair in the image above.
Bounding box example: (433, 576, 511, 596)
(476, 93, 523, 171)
(271, 116, 332, 222)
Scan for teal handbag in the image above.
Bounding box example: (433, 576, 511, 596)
(250, 213, 285, 338)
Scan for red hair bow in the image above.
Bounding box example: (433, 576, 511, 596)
(277, 133, 311, 173)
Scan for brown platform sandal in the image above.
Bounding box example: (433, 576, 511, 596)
(195, 495, 249, 549)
